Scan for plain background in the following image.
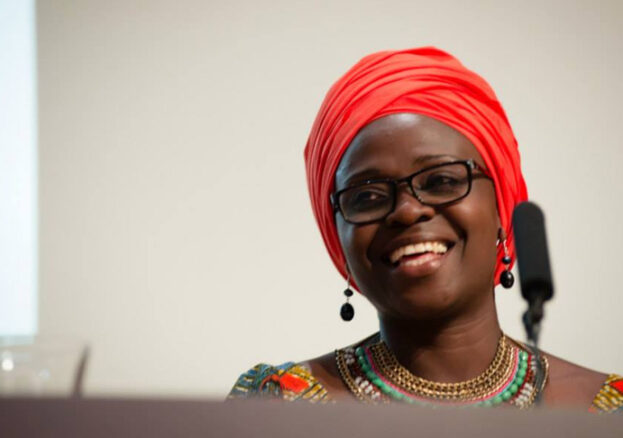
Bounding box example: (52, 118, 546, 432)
(38, 0, 622, 397)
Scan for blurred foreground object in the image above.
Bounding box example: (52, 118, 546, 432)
(0, 336, 88, 397)
(0, 398, 622, 438)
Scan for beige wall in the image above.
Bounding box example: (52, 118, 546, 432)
(38, 0, 623, 397)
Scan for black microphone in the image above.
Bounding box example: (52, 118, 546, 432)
(512, 201, 554, 327)
(512, 201, 554, 405)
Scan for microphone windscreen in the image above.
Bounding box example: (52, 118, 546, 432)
(512, 201, 554, 301)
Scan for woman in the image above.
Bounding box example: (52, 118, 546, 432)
(228, 47, 622, 412)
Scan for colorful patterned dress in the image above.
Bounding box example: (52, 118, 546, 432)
(589, 374, 623, 413)
(228, 340, 622, 413)
(228, 362, 331, 403)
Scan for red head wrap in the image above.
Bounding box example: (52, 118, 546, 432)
(304, 47, 528, 288)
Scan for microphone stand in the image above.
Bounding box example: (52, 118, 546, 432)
(522, 294, 546, 406)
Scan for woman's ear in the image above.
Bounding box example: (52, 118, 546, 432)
(497, 226, 506, 242)
(496, 213, 504, 241)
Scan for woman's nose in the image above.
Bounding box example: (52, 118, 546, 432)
(384, 187, 435, 226)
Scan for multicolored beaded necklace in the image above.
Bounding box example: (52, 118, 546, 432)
(335, 333, 548, 408)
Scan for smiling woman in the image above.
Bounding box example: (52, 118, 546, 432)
(228, 47, 622, 412)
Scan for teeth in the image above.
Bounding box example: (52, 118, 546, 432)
(389, 241, 448, 264)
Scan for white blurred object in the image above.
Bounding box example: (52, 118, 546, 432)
(0, 336, 88, 397)
(0, 0, 38, 336)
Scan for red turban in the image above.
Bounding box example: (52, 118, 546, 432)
(304, 47, 528, 288)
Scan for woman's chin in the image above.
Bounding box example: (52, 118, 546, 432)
(379, 287, 463, 322)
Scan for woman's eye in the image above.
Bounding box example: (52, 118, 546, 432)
(354, 190, 387, 203)
(347, 188, 390, 211)
(420, 174, 462, 192)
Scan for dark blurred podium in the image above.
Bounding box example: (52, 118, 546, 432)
(1, 397, 621, 437)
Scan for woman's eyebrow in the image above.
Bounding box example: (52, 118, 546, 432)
(339, 168, 385, 187)
(412, 154, 458, 165)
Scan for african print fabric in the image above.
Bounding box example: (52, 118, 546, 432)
(589, 374, 623, 414)
(228, 362, 331, 403)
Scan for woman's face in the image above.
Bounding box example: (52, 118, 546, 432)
(335, 113, 499, 321)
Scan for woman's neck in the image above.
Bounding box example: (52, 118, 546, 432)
(378, 295, 502, 383)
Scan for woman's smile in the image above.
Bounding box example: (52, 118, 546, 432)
(389, 241, 451, 276)
(381, 238, 455, 278)
(387, 240, 450, 265)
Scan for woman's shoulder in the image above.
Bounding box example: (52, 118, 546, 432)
(227, 361, 332, 403)
(227, 335, 379, 403)
(589, 374, 623, 413)
(541, 351, 622, 412)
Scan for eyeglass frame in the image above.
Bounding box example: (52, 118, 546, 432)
(330, 159, 492, 225)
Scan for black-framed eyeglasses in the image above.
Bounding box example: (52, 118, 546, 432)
(330, 159, 491, 225)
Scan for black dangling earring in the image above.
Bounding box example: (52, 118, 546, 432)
(499, 237, 514, 289)
(340, 273, 355, 321)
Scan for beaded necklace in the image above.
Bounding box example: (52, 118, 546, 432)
(335, 334, 548, 408)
